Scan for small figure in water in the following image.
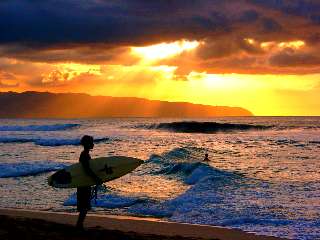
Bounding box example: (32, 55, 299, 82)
(76, 135, 102, 229)
(203, 153, 210, 162)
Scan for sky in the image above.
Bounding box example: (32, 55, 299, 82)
(0, 0, 320, 116)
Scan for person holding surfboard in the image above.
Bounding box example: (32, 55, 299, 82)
(76, 135, 103, 229)
(47, 135, 144, 228)
(203, 153, 209, 162)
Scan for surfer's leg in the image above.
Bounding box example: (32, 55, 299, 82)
(76, 186, 91, 229)
(76, 210, 87, 229)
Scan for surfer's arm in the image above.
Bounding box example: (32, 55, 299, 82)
(80, 158, 103, 184)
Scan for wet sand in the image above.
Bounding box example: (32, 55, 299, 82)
(0, 208, 286, 240)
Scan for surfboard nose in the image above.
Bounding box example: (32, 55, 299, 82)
(131, 157, 144, 166)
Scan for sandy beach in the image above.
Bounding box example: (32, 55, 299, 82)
(0, 208, 287, 240)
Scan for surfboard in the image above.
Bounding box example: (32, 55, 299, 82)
(48, 156, 143, 188)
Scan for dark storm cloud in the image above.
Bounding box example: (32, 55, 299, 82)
(0, 0, 226, 46)
(0, 0, 141, 45)
(196, 37, 264, 60)
(1, 0, 277, 51)
(261, 18, 283, 32)
(238, 10, 260, 23)
(0, 44, 137, 64)
(250, 0, 320, 24)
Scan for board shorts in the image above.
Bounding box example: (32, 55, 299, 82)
(77, 186, 92, 211)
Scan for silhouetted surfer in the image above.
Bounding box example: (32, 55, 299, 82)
(203, 153, 209, 162)
(76, 135, 102, 229)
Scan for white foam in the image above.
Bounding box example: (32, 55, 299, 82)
(64, 192, 142, 209)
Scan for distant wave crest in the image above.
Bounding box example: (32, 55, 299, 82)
(144, 121, 270, 133)
(0, 162, 67, 178)
(0, 123, 80, 131)
(0, 137, 109, 146)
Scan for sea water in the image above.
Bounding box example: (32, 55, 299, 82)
(0, 117, 319, 239)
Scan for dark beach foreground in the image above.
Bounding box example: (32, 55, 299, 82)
(0, 208, 286, 240)
(0, 215, 200, 240)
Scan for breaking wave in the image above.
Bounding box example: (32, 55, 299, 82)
(149, 158, 240, 185)
(146, 147, 242, 185)
(128, 148, 245, 218)
(142, 121, 271, 133)
(64, 192, 145, 209)
(0, 162, 67, 178)
(0, 123, 80, 131)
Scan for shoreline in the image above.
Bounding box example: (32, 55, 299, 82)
(0, 208, 287, 240)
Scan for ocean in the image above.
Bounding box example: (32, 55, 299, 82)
(0, 117, 319, 239)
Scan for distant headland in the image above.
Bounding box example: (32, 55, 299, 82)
(0, 91, 253, 118)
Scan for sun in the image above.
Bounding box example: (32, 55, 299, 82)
(131, 40, 199, 62)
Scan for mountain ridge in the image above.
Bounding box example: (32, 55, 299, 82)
(0, 91, 253, 118)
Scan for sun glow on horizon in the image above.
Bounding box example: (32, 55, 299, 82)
(2, 37, 318, 116)
(127, 71, 320, 116)
(32, 59, 320, 116)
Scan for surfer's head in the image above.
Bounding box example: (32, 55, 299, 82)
(80, 135, 94, 150)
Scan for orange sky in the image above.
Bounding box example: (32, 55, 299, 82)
(0, 1, 320, 116)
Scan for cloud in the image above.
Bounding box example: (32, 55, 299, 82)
(0, 70, 18, 88)
(260, 17, 283, 32)
(0, 70, 16, 80)
(0, 81, 18, 88)
(0, 45, 139, 65)
(270, 51, 320, 67)
(0, 0, 319, 75)
(196, 37, 265, 60)
(250, 0, 320, 23)
(0, 1, 271, 50)
(0, 0, 225, 46)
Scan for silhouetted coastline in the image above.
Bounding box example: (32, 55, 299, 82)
(0, 91, 253, 118)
